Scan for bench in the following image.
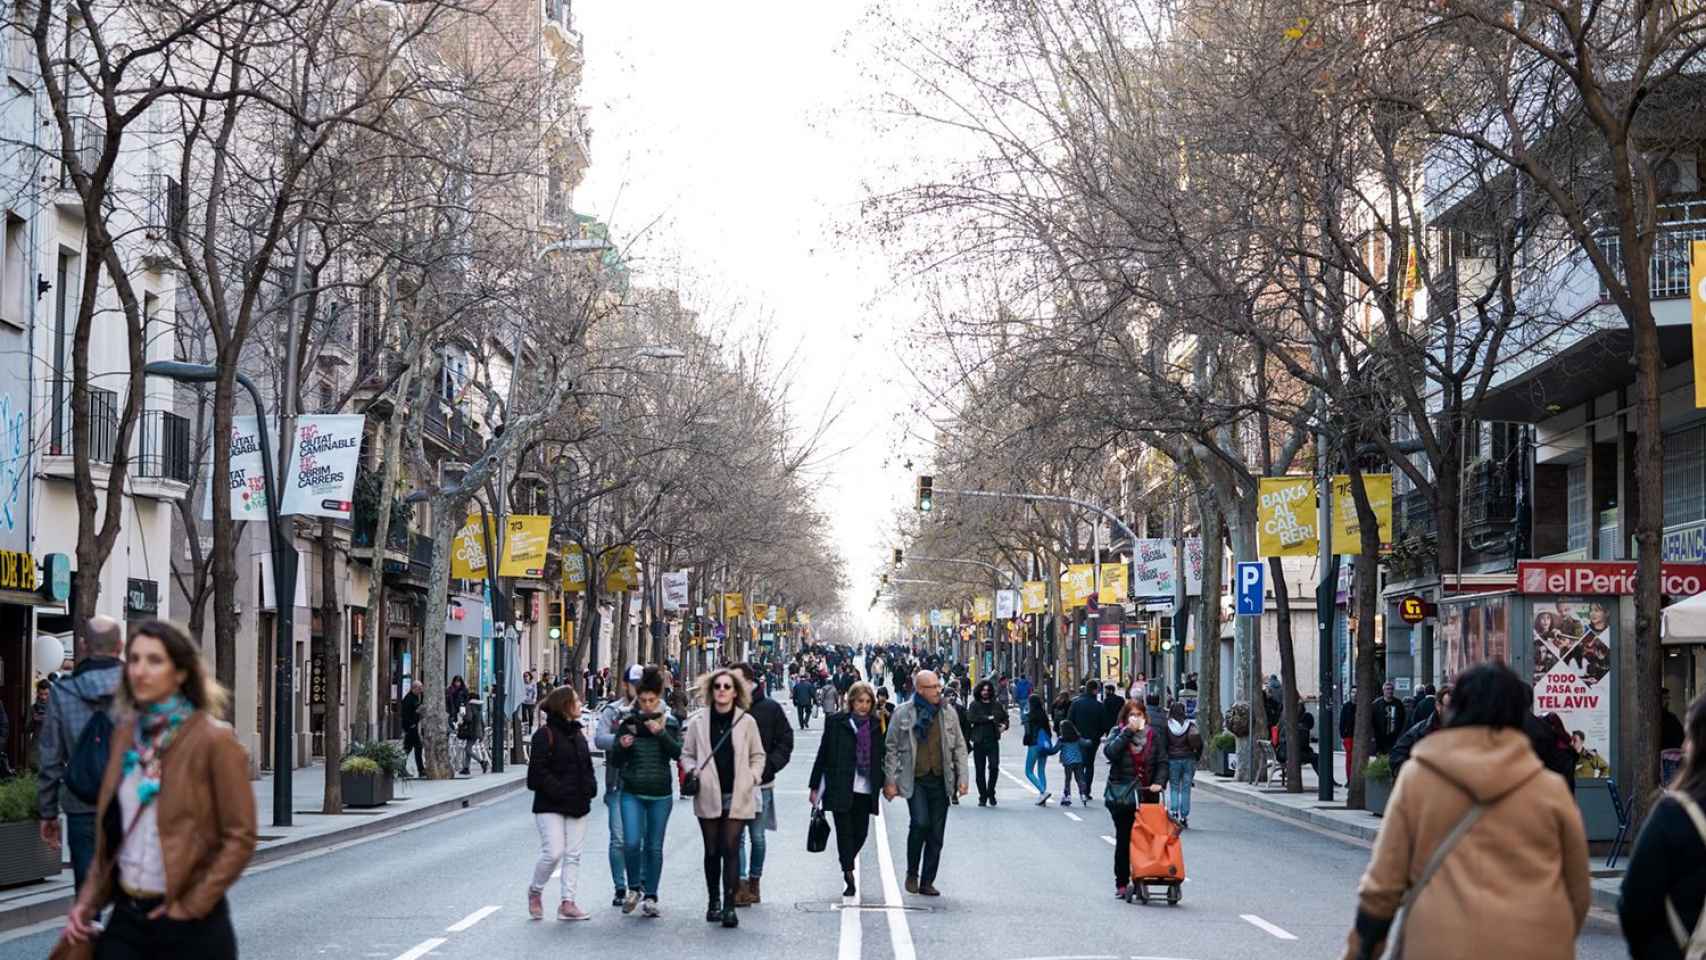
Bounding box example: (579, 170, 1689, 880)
(1252, 739, 1288, 789)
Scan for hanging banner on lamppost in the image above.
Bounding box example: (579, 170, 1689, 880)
(450, 514, 488, 580)
(972, 595, 992, 623)
(601, 545, 638, 592)
(1098, 562, 1128, 601)
(1131, 539, 1177, 597)
(497, 514, 551, 577)
(1693, 240, 1706, 407)
(1062, 564, 1097, 608)
(1021, 581, 1047, 615)
(722, 592, 743, 620)
(278, 414, 365, 519)
(562, 544, 588, 593)
(202, 416, 271, 521)
(662, 570, 690, 611)
(1331, 474, 1394, 551)
(927, 610, 942, 627)
(995, 589, 1019, 619)
(1258, 476, 1318, 556)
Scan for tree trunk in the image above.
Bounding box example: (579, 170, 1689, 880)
(1630, 312, 1664, 822)
(1226, 494, 1261, 783)
(1195, 492, 1224, 740)
(417, 505, 456, 779)
(1344, 468, 1388, 810)
(356, 401, 405, 743)
(319, 519, 344, 814)
(210, 370, 241, 722)
(1269, 555, 1303, 792)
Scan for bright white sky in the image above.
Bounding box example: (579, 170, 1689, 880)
(575, 1, 937, 632)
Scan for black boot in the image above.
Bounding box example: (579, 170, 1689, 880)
(705, 891, 721, 923)
(721, 889, 740, 928)
(842, 871, 857, 897)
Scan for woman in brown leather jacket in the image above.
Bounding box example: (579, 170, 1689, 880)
(58, 619, 257, 958)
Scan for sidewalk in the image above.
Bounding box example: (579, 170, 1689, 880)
(0, 760, 526, 934)
(1196, 763, 1627, 912)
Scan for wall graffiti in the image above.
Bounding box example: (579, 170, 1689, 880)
(0, 391, 24, 532)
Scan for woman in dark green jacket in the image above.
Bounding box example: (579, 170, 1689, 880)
(808, 681, 886, 896)
(610, 667, 682, 917)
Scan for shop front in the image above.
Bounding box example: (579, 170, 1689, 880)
(0, 550, 70, 772)
(445, 592, 485, 696)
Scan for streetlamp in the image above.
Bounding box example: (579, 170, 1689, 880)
(144, 361, 297, 828)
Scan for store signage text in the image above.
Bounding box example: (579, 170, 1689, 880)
(0, 549, 37, 592)
(1518, 560, 1706, 597)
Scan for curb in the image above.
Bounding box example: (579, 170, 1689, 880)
(0, 775, 526, 935)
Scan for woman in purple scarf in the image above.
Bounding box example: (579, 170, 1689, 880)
(809, 681, 888, 897)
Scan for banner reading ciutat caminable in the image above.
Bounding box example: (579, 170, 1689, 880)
(279, 414, 365, 519)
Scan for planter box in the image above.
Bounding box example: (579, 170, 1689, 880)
(1209, 747, 1235, 778)
(0, 820, 63, 886)
(1365, 777, 1392, 817)
(340, 771, 388, 808)
(382, 773, 396, 803)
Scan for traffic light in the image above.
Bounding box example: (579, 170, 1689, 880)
(916, 475, 934, 512)
(893, 547, 904, 565)
(548, 601, 564, 640)
(881, 573, 890, 586)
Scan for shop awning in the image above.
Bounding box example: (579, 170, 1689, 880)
(1662, 591, 1706, 645)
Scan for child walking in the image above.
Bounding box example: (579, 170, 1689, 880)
(1058, 720, 1087, 806)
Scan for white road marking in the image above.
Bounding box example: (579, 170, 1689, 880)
(999, 766, 1040, 795)
(446, 905, 500, 932)
(1100, 835, 1117, 845)
(391, 939, 447, 960)
(1240, 914, 1299, 940)
(873, 802, 917, 960)
(1131, 955, 1205, 960)
(1063, 811, 1083, 822)
(838, 854, 862, 960)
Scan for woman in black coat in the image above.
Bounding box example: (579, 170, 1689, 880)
(808, 681, 887, 897)
(526, 685, 598, 921)
(1102, 700, 1169, 898)
(1620, 692, 1706, 959)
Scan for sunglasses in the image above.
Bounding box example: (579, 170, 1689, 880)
(713, 682, 735, 691)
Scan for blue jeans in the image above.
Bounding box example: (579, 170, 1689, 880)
(1167, 759, 1196, 820)
(619, 793, 673, 898)
(67, 812, 97, 892)
(1024, 744, 1053, 794)
(604, 786, 627, 893)
(737, 786, 772, 878)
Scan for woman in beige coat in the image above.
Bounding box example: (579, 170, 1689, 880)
(1344, 662, 1590, 960)
(680, 667, 766, 929)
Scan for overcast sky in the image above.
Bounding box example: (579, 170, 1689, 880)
(575, 1, 934, 630)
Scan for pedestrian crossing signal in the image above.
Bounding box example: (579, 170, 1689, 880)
(916, 476, 934, 512)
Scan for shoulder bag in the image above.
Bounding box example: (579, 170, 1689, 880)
(681, 710, 740, 799)
(1377, 799, 1489, 960)
(1663, 791, 1706, 960)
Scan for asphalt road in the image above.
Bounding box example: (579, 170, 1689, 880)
(0, 708, 1632, 960)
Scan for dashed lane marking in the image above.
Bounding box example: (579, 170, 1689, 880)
(1240, 914, 1299, 940)
(838, 854, 861, 960)
(873, 802, 918, 960)
(1100, 835, 1116, 846)
(446, 905, 500, 932)
(998, 766, 1040, 795)
(1063, 811, 1083, 822)
(391, 938, 447, 960)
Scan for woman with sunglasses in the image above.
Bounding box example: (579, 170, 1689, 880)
(680, 668, 766, 928)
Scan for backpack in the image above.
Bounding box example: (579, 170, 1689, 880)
(1665, 791, 1706, 960)
(64, 692, 115, 804)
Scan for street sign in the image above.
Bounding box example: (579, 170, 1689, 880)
(1235, 561, 1265, 616)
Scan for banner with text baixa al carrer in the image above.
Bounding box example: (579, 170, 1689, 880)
(1530, 597, 1614, 772)
(1258, 476, 1317, 556)
(202, 416, 271, 521)
(280, 414, 365, 519)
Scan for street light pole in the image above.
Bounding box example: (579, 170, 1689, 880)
(144, 361, 296, 827)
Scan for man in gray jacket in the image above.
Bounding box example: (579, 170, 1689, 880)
(593, 663, 642, 907)
(37, 615, 124, 891)
(882, 670, 969, 897)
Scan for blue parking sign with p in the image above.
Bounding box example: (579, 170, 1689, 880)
(1236, 561, 1265, 616)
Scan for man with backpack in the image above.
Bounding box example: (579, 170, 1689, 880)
(36, 615, 124, 891)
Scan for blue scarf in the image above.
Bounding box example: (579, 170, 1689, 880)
(911, 694, 939, 741)
(123, 694, 194, 809)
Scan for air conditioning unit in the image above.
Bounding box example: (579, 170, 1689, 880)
(1647, 151, 1699, 196)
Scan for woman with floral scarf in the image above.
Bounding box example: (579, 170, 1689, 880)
(809, 681, 888, 897)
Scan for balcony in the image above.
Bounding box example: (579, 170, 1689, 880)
(135, 410, 192, 484)
(1595, 201, 1706, 300)
(1461, 460, 1518, 530)
(1396, 489, 1437, 542)
(423, 399, 482, 458)
(55, 115, 104, 199)
(47, 378, 118, 463)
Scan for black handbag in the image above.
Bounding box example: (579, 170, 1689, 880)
(682, 711, 740, 799)
(806, 806, 831, 853)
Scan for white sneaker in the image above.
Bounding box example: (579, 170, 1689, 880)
(641, 897, 661, 918)
(622, 890, 641, 914)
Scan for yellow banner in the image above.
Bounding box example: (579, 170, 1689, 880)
(723, 592, 743, 620)
(797, 611, 811, 626)
(1258, 476, 1318, 556)
(601, 544, 638, 593)
(1061, 564, 1097, 608)
(751, 602, 769, 621)
(450, 514, 488, 580)
(1694, 240, 1706, 407)
(1331, 474, 1394, 550)
(777, 607, 788, 625)
(562, 544, 587, 593)
(1098, 563, 1128, 602)
(497, 514, 551, 577)
(1021, 581, 1047, 615)
(972, 595, 992, 623)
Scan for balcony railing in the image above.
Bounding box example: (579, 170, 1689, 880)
(143, 173, 184, 238)
(48, 379, 118, 463)
(1462, 460, 1518, 528)
(423, 399, 481, 455)
(58, 116, 105, 190)
(1596, 201, 1706, 300)
(1396, 489, 1437, 541)
(135, 410, 192, 483)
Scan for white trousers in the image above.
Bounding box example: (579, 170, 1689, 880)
(530, 812, 588, 902)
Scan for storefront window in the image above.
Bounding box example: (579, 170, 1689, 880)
(1567, 463, 1589, 551)
(1440, 594, 1513, 679)
(1664, 423, 1706, 528)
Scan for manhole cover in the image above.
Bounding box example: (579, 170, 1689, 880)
(793, 900, 936, 914)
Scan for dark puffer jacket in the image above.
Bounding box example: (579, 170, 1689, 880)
(965, 686, 1008, 748)
(1103, 724, 1169, 803)
(609, 710, 683, 798)
(529, 714, 597, 817)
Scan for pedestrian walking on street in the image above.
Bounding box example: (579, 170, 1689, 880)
(1339, 687, 1357, 785)
(681, 668, 766, 929)
(882, 670, 970, 897)
(1342, 663, 1588, 960)
(446, 676, 470, 728)
(57, 620, 257, 959)
(37, 614, 125, 893)
(526, 685, 597, 922)
(1068, 681, 1108, 800)
(1103, 701, 1167, 899)
(1058, 720, 1088, 805)
(1372, 680, 1408, 757)
(733, 662, 794, 907)
(810, 681, 887, 896)
(1163, 702, 1202, 828)
(1022, 693, 1057, 804)
(792, 675, 816, 729)
(400, 681, 425, 778)
(610, 667, 682, 918)
(967, 680, 1008, 806)
(1619, 690, 1706, 959)
(520, 671, 538, 732)
(593, 664, 642, 906)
